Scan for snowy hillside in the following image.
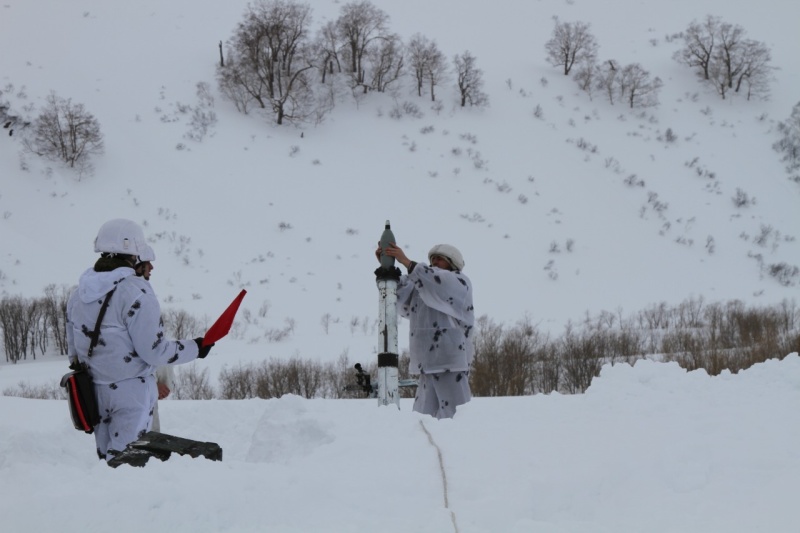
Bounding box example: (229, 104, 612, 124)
(0, 0, 798, 367)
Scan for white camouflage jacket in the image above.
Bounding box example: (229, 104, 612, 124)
(66, 267, 200, 385)
(396, 263, 475, 374)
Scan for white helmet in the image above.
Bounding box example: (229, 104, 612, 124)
(428, 244, 465, 271)
(137, 243, 156, 263)
(94, 219, 146, 255)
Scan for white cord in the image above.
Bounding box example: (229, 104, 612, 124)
(419, 420, 460, 533)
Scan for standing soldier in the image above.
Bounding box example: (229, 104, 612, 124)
(378, 242, 475, 419)
(67, 219, 212, 462)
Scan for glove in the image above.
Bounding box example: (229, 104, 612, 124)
(194, 337, 214, 359)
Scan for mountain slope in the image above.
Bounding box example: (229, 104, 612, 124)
(1, 0, 798, 362)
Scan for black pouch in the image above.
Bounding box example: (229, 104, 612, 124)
(61, 365, 100, 433)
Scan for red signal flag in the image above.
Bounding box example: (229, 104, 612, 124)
(203, 289, 247, 346)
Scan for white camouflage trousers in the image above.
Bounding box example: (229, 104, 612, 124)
(413, 371, 471, 419)
(93, 374, 157, 461)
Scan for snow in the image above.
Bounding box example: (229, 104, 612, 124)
(1, 0, 799, 531)
(1, 355, 799, 532)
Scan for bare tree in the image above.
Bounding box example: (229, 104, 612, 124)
(172, 365, 215, 400)
(674, 15, 720, 81)
(544, 19, 598, 76)
(735, 39, 774, 100)
(23, 92, 103, 169)
(43, 284, 70, 356)
(270, 57, 317, 125)
(218, 0, 319, 124)
(25, 298, 47, 360)
(314, 20, 344, 84)
(707, 54, 733, 99)
(408, 33, 433, 97)
(0, 297, 32, 363)
(535, 343, 561, 394)
(336, 0, 391, 88)
(320, 313, 332, 334)
(470, 316, 509, 396)
(619, 63, 662, 108)
(573, 60, 601, 99)
(162, 308, 203, 339)
(405, 33, 448, 101)
(424, 41, 448, 102)
(471, 317, 549, 396)
(454, 50, 489, 108)
(597, 60, 619, 105)
(595, 60, 661, 108)
(560, 326, 603, 394)
(706, 19, 745, 99)
(367, 33, 404, 92)
(715, 20, 746, 90)
(216, 53, 267, 113)
(675, 16, 774, 100)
